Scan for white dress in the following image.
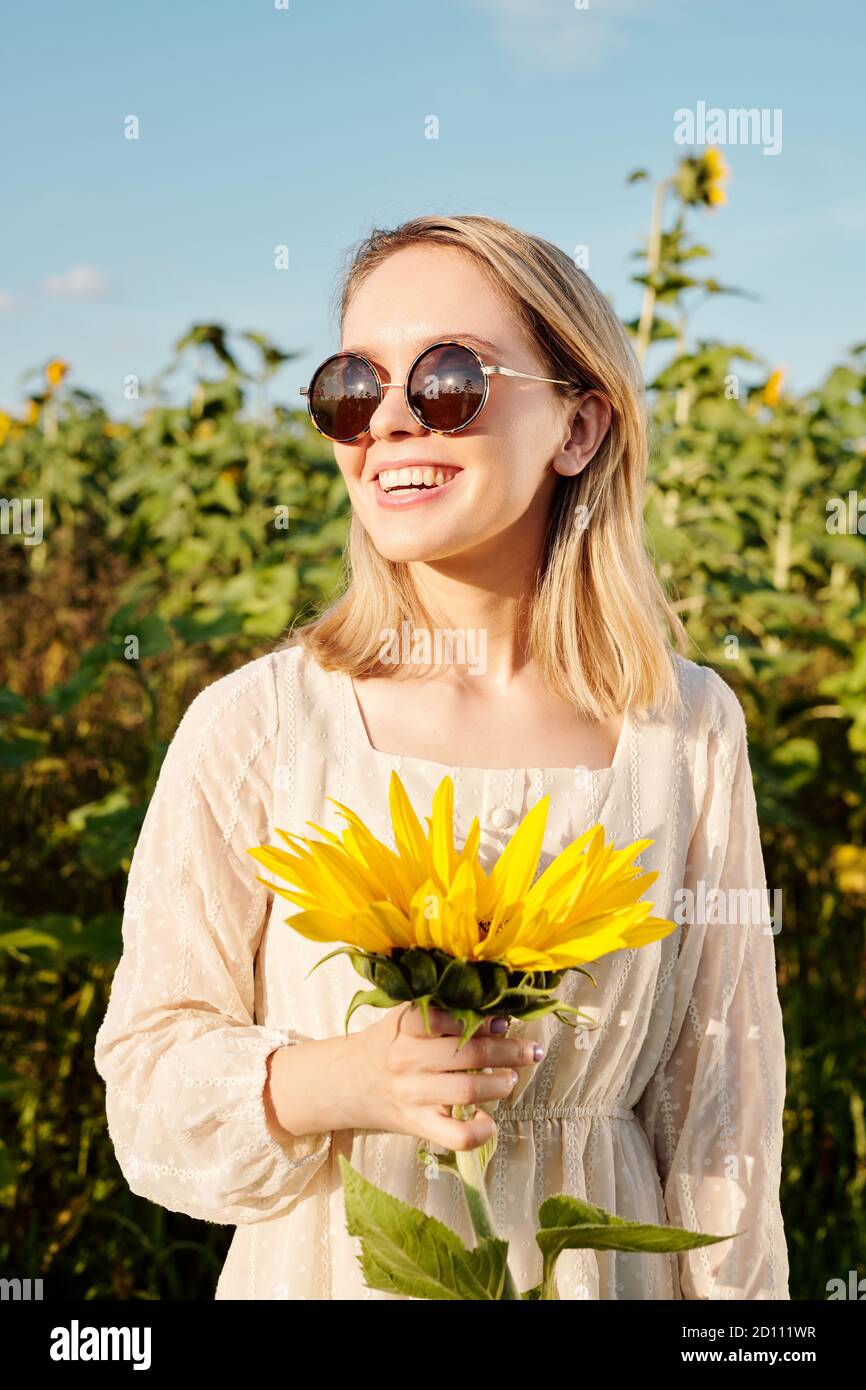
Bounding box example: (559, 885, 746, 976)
(93, 641, 790, 1300)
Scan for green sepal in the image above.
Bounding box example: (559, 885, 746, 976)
(372, 956, 413, 999)
(437, 957, 485, 1010)
(481, 963, 510, 1006)
(304, 944, 372, 981)
(343, 987, 402, 1035)
(401, 947, 439, 994)
(444, 1007, 488, 1051)
(411, 993, 436, 1036)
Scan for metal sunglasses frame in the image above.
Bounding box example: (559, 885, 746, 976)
(299, 337, 586, 442)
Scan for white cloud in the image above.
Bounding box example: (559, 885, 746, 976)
(0, 290, 16, 312)
(461, 0, 649, 72)
(41, 265, 109, 299)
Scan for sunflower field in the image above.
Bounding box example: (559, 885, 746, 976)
(1, 157, 864, 1299)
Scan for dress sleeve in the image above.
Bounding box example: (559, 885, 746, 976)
(636, 670, 790, 1299)
(93, 655, 332, 1226)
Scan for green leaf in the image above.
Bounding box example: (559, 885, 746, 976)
(339, 1155, 510, 1300)
(0, 1066, 28, 1100)
(536, 1192, 739, 1256)
(40, 642, 114, 713)
(0, 687, 27, 717)
(0, 912, 123, 964)
(0, 927, 67, 957)
(0, 734, 45, 768)
(170, 608, 245, 643)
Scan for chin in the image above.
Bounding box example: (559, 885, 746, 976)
(369, 534, 465, 564)
(362, 513, 480, 561)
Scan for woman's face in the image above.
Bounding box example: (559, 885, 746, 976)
(333, 244, 599, 566)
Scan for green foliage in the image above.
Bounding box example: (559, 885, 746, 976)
(340, 1157, 511, 1300)
(340, 1158, 730, 1300)
(0, 165, 864, 1298)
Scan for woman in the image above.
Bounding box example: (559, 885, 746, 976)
(94, 214, 790, 1300)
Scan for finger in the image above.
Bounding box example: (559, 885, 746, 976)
(416, 1107, 499, 1154)
(413, 1034, 543, 1073)
(397, 1003, 465, 1038)
(482, 1014, 511, 1035)
(412, 1067, 519, 1109)
(398, 1005, 511, 1039)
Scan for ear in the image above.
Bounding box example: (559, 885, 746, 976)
(552, 392, 612, 477)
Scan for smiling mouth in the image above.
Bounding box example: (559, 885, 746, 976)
(376, 465, 462, 495)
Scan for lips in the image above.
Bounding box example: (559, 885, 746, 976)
(373, 466, 464, 510)
(377, 464, 462, 494)
(366, 460, 460, 483)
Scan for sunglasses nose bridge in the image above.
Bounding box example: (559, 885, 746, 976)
(367, 374, 431, 437)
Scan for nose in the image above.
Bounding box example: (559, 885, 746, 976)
(368, 378, 428, 441)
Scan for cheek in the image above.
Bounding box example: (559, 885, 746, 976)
(334, 447, 360, 481)
(472, 419, 552, 507)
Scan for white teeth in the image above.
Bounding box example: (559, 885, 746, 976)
(377, 466, 460, 493)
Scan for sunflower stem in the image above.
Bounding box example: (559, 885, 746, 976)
(452, 1100, 520, 1301)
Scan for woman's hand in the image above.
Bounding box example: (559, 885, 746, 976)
(265, 1003, 545, 1152)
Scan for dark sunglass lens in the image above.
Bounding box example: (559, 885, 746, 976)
(308, 355, 378, 441)
(407, 344, 485, 432)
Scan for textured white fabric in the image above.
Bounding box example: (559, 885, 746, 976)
(94, 642, 790, 1300)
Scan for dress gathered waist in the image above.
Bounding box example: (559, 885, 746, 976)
(498, 1103, 638, 1122)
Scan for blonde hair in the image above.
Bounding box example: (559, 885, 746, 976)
(288, 213, 686, 720)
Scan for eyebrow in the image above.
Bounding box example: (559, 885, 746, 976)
(342, 332, 503, 360)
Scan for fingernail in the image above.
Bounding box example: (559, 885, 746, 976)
(532, 1043, 545, 1062)
(489, 1016, 508, 1034)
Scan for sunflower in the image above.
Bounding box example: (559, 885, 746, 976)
(761, 367, 786, 408)
(45, 358, 69, 390)
(248, 770, 675, 1046)
(673, 149, 730, 210)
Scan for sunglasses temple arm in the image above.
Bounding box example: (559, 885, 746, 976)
(485, 365, 581, 387)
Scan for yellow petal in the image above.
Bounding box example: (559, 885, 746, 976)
(428, 776, 456, 887)
(388, 771, 431, 870)
(482, 795, 550, 928)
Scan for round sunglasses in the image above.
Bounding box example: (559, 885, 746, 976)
(300, 338, 586, 443)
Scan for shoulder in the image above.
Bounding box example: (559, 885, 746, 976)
(165, 649, 282, 782)
(268, 636, 340, 712)
(672, 655, 750, 796)
(672, 654, 747, 740)
(181, 648, 279, 733)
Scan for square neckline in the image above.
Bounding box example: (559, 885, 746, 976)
(338, 666, 631, 778)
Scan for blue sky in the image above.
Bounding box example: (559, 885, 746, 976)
(3, 0, 864, 417)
